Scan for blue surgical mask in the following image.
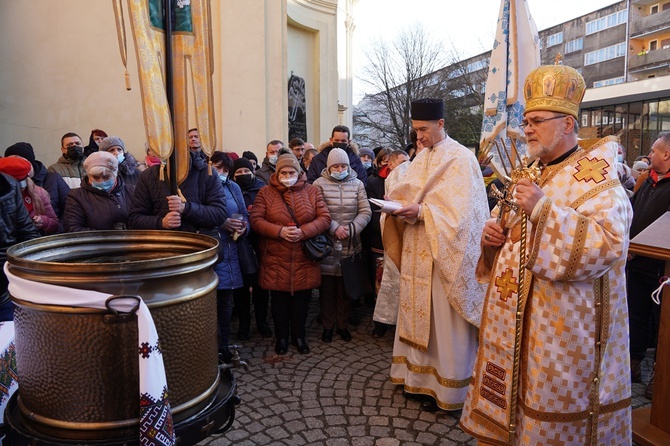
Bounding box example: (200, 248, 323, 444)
(92, 178, 115, 192)
(330, 170, 348, 180)
(269, 155, 278, 165)
(219, 173, 228, 182)
(117, 153, 125, 164)
(617, 155, 624, 163)
(19, 179, 27, 189)
(362, 161, 372, 169)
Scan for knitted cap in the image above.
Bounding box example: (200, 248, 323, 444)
(232, 157, 254, 177)
(83, 151, 118, 172)
(98, 136, 125, 152)
(359, 147, 374, 159)
(327, 148, 349, 167)
(242, 151, 258, 163)
(275, 153, 301, 173)
(0, 156, 31, 180)
(5, 142, 36, 164)
(632, 160, 648, 172)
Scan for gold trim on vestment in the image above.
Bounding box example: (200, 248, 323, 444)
(570, 178, 621, 210)
(392, 356, 472, 388)
(389, 380, 465, 411)
(397, 336, 428, 353)
(520, 397, 631, 423)
(565, 214, 588, 280)
(526, 198, 551, 269)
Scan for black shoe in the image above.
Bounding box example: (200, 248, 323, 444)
(337, 328, 352, 342)
(631, 359, 642, 383)
(321, 329, 333, 343)
(292, 338, 310, 354)
(420, 397, 440, 412)
(371, 322, 387, 338)
(218, 347, 233, 364)
(237, 331, 250, 341)
(275, 338, 288, 355)
(258, 323, 273, 338)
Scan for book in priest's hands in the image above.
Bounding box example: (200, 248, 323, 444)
(368, 198, 402, 213)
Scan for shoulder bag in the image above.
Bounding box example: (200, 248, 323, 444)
(284, 201, 332, 262)
(340, 223, 373, 300)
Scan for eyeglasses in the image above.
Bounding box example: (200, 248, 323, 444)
(520, 115, 567, 130)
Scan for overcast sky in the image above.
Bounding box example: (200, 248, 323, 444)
(353, 0, 619, 102)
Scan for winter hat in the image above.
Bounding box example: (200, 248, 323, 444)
(275, 153, 301, 173)
(0, 156, 32, 180)
(98, 136, 125, 152)
(83, 151, 118, 172)
(242, 151, 258, 164)
(5, 142, 37, 165)
(327, 148, 349, 168)
(232, 157, 254, 177)
(359, 147, 374, 159)
(632, 160, 649, 172)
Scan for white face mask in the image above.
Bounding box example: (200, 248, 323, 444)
(280, 177, 297, 187)
(269, 155, 278, 165)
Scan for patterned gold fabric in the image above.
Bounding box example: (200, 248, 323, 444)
(460, 137, 633, 445)
(384, 136, 489, 351)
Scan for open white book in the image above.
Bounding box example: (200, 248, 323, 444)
(369, 198, 402, 213)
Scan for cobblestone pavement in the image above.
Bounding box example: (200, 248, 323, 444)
(198, 298, 653, 446)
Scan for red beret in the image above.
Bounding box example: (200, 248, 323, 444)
(0, 156, 31, 180)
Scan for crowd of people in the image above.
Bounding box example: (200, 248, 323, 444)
(1, 64, 669, 444)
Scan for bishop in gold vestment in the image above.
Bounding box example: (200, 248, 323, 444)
(386, 99, 489, 411)
(460, 65, 633, 445)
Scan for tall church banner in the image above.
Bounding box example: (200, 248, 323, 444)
(114, 0, 216, 183)
(288, 73, 307, 141)
(480, 0, 540, 160)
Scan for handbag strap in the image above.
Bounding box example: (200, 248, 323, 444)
(347, 222, 358, 251)
(283, 199, 301, 228)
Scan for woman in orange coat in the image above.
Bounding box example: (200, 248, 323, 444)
(250, 154, 331, 356)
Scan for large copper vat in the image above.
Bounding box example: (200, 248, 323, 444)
(4, 230, 230, 443)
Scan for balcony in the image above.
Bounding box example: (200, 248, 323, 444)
(630, 9, 670, 37)
(628, 46, 670, 71)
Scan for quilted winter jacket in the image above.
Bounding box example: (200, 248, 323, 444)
(250, 173, 331, 293)
(63, 176, 130, 232)
(0, 173, 41, 265)
(313, 169, 371, 276)
(48, 156, 84, 189)
(128, 152, 227, 234)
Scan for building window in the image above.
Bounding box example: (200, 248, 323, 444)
(650, 40, 658, 51)
(662, 38, 670, 49)
(593, 77, 625, 88)
(584, 42, 627, 65)
(565, 38, 583, 54)
(651, 4, 659, 14)
(586, 9, 627, 35)
(546, 32, 563, 47)
(467, 59, 488, 73)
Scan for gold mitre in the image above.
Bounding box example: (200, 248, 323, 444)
(523, 65, 585, 119)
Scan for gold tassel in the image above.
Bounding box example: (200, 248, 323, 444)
(113, 0, 131, 90)
(177, 188, 187, 203)
(208, 160, 213, 176)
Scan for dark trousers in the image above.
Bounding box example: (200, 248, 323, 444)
(319, 275, 350, 330)
(628, 269, 662, 361)
(271, 289, 311, 341)
(233, 273, 270, 334)
(217, 289, 234, 349)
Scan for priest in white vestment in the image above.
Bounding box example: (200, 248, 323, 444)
(385, 99, 489, 412)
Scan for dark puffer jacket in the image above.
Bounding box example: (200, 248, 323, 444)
(128, 152, 227, 233)
(63, 176, 131, 232)
(32, 160, 70, 220)
(250, 173, 331, 293)
(117, 153, 141, 196)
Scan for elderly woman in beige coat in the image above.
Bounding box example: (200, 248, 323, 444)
(313, 148, 371, 343)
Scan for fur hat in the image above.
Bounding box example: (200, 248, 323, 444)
(232, 157, 254, 177)
(83, 151, 118, 172)
(0, 156, 31, 180)
(327, 148, 349, 168)
(275, 153, 301, 173)
(5, 142, 36, 165)
(98, 136, 125, 152)
(359, 147, 374, 159)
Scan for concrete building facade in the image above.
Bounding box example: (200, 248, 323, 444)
(0, 0, 357, 166)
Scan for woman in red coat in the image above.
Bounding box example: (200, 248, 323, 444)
(250, 154, 331, 355)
